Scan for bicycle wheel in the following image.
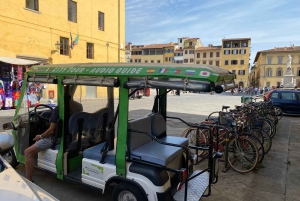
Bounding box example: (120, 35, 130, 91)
(182, 127, 209, 156)
(228, 136, 259, 173)
(249, 128, 272, 154)
(247, 135, 265, 163)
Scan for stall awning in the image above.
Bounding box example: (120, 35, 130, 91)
(16, 54, 50, 63)
(0, 57, 39, 65)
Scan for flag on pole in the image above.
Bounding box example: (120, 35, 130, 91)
(70, 32, 73, 49)
(70, 33, 79, 49)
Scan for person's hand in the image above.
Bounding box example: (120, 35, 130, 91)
(33, 135, 42, 141)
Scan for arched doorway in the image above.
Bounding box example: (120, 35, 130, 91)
(239, 81, 244, 88)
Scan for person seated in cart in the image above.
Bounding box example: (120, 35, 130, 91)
(24, 85, 82, 182)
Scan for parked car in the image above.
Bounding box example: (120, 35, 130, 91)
(0, 132, 59, 201)
(265, 89, 300, 115)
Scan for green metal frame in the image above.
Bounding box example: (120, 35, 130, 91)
(116, 77, 129, 177)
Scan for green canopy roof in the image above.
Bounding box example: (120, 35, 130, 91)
(27, 63, 235, 83)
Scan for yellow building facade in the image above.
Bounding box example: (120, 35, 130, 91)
(0, 0, 125, 98)
(220, 38, 251, 88)
(253, 46, 300, 88)
(163, 45, 176, 64)
(194, 45, 221, 66)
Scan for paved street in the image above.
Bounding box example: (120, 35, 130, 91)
(1, 91, 300, 201)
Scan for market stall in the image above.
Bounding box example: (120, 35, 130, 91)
(0, 57, 38, 109)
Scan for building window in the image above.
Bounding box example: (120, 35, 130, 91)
(180, 39, 182, 43)
(224, 43, 230, 48)
(233, 42, 239, 47)
(196, 61, 200, 64)
(225, 60, 228, 65)
(209, 61, 213, 65)
(151, 60, 154, 63)
(184, 59, 188, 63)
(189, 50, 194, 54)
(86, 43, 94, 59)
(203, 61, 206, 64)
(224, 50, 230, 55)
(242, 42, 248, 47)
(231, 60, 238, 65)
(232, 70, 236, 74)
(157, 60, 160, 63)
(165, 57, 168, 62)
(169, 57, 173, 62)
(232, 50, 238, 54)
(189, 42, 193, 46)
(190, 58, 194, 63)
(130, 59, 132, 63)
(278, 57, 283, 64)
(60, 37, 69, 55)
(26, 0, 39, 11)
(277, 68, 282, 76)
(297, 68, 300, 76)
(170, 49, 173, 53)
(238, 70, 245, 75)
(240, 49, 246, 54)
(203, 53, 207, 58)
(210, 52, 213, 57)
(138, 59, 141, 63)
(240, 60, 244, 65)
(150, 49, 155, 55)
(135, 59, 137, 63)
(266, 68, 272, 77)
(98, 11, 105, 31)
(216, 61, 220, 66)
(145, 60, 148, 63)
(216, 52, 220, 57)
(185, 50, 188, 54)
(68, 0, 77, 23)
(267, 57, 272, 64)
(197, 53, 200, 58)
(266, 82, 270, 87)
(165, 49, 168, 53)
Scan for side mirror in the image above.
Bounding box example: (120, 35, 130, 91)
(3, 122, 17, 130)
(0, 133, 15, 154)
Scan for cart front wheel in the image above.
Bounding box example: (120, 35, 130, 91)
(113, 182, 147, 201)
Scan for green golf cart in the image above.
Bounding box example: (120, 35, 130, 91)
(2, 63, 235, 201)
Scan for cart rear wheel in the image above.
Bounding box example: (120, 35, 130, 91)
(113, 182, 147, 201)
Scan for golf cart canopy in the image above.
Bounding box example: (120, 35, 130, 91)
(26, 63, 236, 93)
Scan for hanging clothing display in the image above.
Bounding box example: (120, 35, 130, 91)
(0, 61, 26, 109)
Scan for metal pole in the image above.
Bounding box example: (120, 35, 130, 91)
(107, 87, 114, 111)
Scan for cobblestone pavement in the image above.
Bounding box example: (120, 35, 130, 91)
(1, 91, 299, 201)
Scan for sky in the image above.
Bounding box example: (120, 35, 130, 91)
(125, 0, 300, 64)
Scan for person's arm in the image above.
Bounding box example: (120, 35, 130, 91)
(33, 122, 56, 141)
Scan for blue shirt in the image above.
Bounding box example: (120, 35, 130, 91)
(50, 107, 59, 123)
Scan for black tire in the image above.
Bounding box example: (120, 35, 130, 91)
(247, 135, 265, 163)
(274, 106, 283, 120)
(1, 149, 19, 168)
(112, 182, 147, 201)
(250, 128, 272, 154)
(228, 136, 259, 173)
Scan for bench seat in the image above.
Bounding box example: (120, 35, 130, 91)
(151, 113, 188, 147)
(131, 141, 183, 166)
(83, 142, 115, 165)
(158, 136, 188, 147)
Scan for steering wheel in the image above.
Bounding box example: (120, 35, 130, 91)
(34, 104, 54, 121)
